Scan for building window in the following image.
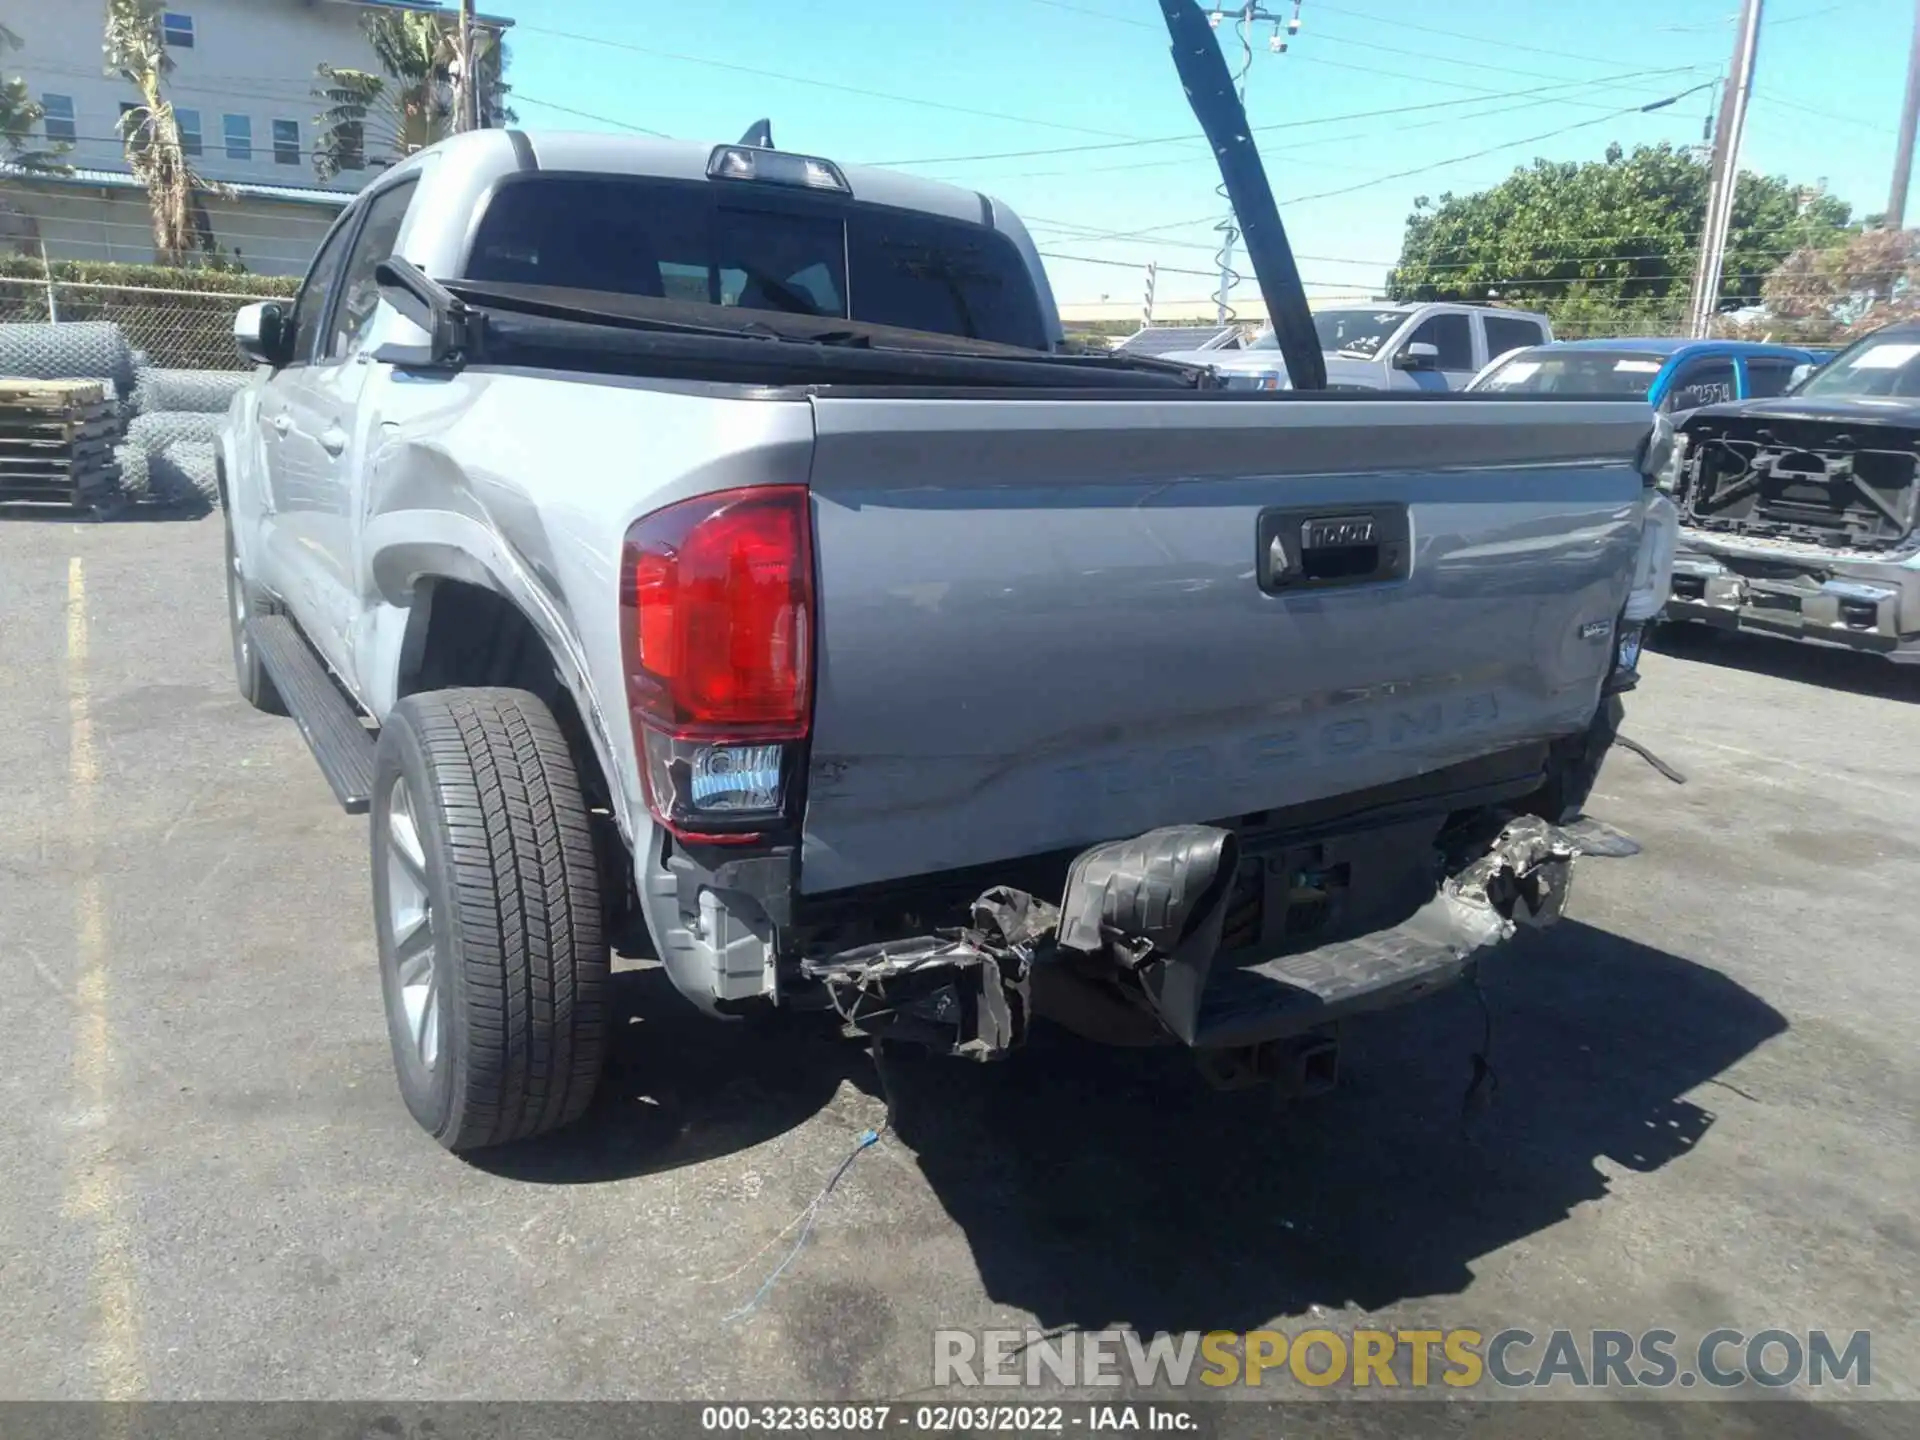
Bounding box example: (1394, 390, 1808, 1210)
(162, 12, 194, 47)
(272, 119, 300, 166)
(223, 113, 251, 161)
(338, 120, 365, 171)
(176, 107, 202, 157)
(41, 93, 76, 144)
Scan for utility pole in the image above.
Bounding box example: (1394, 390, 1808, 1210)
(1687, 0, 1763, 338)
(1889, 0, 1920, 226)
(1142, 261, 1157, 327)
(455, 0, 479, 133)
(1209, 1, 1301, 324)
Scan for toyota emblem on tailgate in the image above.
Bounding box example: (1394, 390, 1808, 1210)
(1302, 515, 1377, 549)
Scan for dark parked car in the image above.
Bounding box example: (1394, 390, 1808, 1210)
(1662, 322, 1920, 661)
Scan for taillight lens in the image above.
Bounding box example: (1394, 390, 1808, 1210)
(620, 486, 814, 838)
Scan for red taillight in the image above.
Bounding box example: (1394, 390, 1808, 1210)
(621, 485, 813, 741)
(620, 486, 814, 839)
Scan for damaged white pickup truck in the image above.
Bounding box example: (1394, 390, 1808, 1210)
(217, 117, 1678, 1152)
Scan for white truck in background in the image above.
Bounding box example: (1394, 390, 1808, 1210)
(1139, 302, 1554, 392)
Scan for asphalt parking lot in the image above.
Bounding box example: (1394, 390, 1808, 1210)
(2, 511, 1916, 1424)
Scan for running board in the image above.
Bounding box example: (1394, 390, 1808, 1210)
(248, 614, 377, 814)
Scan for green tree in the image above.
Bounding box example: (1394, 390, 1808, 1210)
(0, 22, 72, 256)
(1387, 142, 1853, 332)
(1, 23, 71, 173)
(104, 0, 228, 266)
(312, 11, 512, 181)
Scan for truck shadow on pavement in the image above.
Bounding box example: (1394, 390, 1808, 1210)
(474, 964, 866, 1184)
(876, 920, 1787, 1333)
(1653, 624, 1920, 703)
(479, 921, 1790, 1338)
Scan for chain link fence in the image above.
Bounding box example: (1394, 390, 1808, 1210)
(0, 276, 282, 371)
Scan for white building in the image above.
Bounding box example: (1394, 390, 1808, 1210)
(3, 0, 511, 276)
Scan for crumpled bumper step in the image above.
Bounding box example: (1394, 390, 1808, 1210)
(1193, 894, 1509, 1049)
(802, 813, 1636, 1058)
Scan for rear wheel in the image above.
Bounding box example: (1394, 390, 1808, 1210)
(371, 688, 610, 1151)
(224, 514, 284, 714)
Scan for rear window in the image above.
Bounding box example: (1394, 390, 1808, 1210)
(1474, 348, 1666, 397)
(464, 175, 1048, 349)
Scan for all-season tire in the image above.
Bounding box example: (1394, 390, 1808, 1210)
(371, 688, 610, 1152)
(224, 513, 284, 714)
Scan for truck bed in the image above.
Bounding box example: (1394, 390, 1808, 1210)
(799, 393, 1653, 893)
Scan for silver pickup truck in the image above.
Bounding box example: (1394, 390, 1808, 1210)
(220, 126, 1677, 1152)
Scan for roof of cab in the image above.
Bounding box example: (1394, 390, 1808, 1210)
(391, 129, 1000, 228)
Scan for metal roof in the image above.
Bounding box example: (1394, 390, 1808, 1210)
(1117, 325, 1241, 356)
(1, 162, 352, 209)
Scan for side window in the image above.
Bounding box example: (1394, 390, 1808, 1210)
(1744, 359, 1801, 399)
(326, 180, 418, 360)
(282, 212, 359, 367)
(1484, 314, 1545, 360)
(1667, 358, 1735, 411)
(1406, 312, 1474, 371)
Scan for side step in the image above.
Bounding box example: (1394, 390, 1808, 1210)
(248, 614, 378, 813)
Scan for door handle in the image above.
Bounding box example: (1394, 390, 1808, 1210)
(269, 413, 293, 435)
(318, 426, 348, 457)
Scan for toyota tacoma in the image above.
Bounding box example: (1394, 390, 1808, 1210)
(216, 107, 1676, 1149)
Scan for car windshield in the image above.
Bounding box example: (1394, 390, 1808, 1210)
(1309, 309, 1406, 358)
(465, 175, 1049, 349)
(1794, 333, 1920, 398)
(1474, 348, 1666, 397)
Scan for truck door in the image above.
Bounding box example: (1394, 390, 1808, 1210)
(287, 177, 420, 671)
(1393, 312, 1476, 391)
(257, 207, 358, 653)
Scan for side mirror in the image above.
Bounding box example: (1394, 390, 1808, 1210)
(1787, 362, 1813, 390)
(234, 301, 292, 367)
(1395, 340, 1440, 371)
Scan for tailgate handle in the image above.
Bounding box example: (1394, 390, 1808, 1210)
(1257, 505, 1410, 593)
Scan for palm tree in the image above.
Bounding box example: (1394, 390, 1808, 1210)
(312, 10, 513, 181)
(0, 23, 71, 258)
(103, 0, 225, 266)
(0, 23, 70, 172)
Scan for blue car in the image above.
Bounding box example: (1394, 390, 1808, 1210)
(1466, 337, 1824, 415)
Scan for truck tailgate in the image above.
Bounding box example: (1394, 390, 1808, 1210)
(799, 395, 1653, 894)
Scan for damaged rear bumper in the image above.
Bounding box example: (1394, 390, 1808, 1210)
(800, 814, 1636, 1058)
(1665, 528, 1920, 661)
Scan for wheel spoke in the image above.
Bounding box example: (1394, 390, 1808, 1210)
(393, 911, 434, 986)
(418, 974, 440, 1068)
(387, 791, 427, 882)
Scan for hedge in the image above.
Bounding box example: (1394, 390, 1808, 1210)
(0, 256, 300, 297)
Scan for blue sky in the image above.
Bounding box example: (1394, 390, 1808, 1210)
(500, 0, 1910, 311)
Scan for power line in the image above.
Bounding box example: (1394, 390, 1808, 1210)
(963, 80, 1699, 184)
(1311, 0, 1694, 72)
(1051, 84, 1717, 247)
(513, 23, 1143, 141)
(865, 64, 1706, 168)
(512, 93, 672, 136)
(1752, 91, 1897, 134)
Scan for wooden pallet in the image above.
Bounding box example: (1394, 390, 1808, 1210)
(0, 377, 122, 509)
